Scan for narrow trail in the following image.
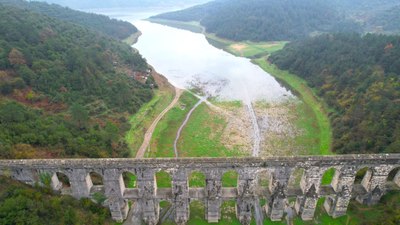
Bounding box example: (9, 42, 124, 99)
(135, 87, 183, 158)
(174, 96, 206, 157)
(243, 88, 261, 157)
(246, 101, 261, 156)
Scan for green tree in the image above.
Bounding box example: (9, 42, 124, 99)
(70, 103, 88, 129)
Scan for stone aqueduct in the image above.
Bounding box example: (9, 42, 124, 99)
(1, 154, 400, 224)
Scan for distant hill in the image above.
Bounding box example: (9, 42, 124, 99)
(0, 0, 138, 40)
(0, 4, 154, 159)
(34, 0, 211, 9)
(269, 33, 400, 154)
(153, 0, 360, 42)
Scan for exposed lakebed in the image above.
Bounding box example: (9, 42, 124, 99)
(91, 8, 313, 158)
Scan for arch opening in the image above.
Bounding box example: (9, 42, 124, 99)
(257, 171, 270, 188)
(56, 172, 70, 188)
(387, 167, 400, 188)
(321, 168, 336, 186)
(189, 171, 206, 187)
(222, 170, 238, 187)
(123, 171, 137, 188)
(222, 200, 242, 223)
(156, 170, 172, 188)
(189, 200, 206, 223)
(89, 172, 103, 185)
(288, 168, 305, 189)
(354, 167, 369, 184)
(159, 200, 173, 223)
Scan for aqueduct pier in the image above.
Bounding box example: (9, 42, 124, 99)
(1, 154, 400, 224)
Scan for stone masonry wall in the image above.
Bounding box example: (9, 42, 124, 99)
(0, 154, 399, 224)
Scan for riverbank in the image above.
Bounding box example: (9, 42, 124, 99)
(122, 31, 142, 45)
(147, 18, 332, 155)
(124, 68, 175, 157)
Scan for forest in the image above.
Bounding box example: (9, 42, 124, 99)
(0, 4, 154, 158)
(269, 33, 400, 154)
(34, 0, 211, 9)
(0, 176, 113, 224)
(153, 0, 360, 41)
(154, 0, 400, 42)
(0, 0, 138, 40)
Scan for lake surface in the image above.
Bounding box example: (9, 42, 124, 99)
(91, 8, 292, 103)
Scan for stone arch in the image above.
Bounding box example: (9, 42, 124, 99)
(156, 170, 172, 188)
(188, 170, 206, 187)
(159, 200, 173, 223)
(256, 169, 270, 188)
(221, 200, 242, 223)
(89, 171, 104, 185)
(354, 167, 370, 184)
(288, 167, 305, 189)
(189, 200, 206, 222)
(56, 172, 71, 188)
(122, 171, 137, 188)
(222, 170, 239, 187)
(321, 167, 337, 186)
(387, 166, 400, 187)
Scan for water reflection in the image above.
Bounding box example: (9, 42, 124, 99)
(133, 20, 292, 103)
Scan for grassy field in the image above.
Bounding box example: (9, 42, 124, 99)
(178, 103, 247, 158)
(124, 89, 174, 157)
(147, 91, 199, 158)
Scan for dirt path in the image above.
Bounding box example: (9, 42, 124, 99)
(135, 87, 183, 158)
(173, 96, 206, 157)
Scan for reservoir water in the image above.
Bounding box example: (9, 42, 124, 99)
(91, 8, 292, 103)
(91, 7, 294, 156)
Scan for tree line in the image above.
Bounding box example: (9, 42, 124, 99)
(0, 176, 113, 225)
(0, 4, 154, 158)
(270, 33, 400, 154)
(0, 0, 138, 40)
(153, 0, 360, 41)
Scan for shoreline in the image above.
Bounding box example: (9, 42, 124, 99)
(146, 18, 332, 155)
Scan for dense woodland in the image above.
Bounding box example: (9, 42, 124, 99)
(35, 0, 211, 9)
(154, 0, 400, 42)
(0, 176, 113, 224)
(270, 33, 400, 154)
(0, 0, 138, 40)
(0, 4, 153, 158)
(154, 0, 360, 41)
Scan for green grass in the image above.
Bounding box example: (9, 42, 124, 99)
(125, 89, 174, 157)
(148, 91, 198, 157)
(156, 171, 172, 188)
(178, 103, 247, 157)
(321, 168, 336, 185)
(189, 171, 206, 187)
(253, 59, 332, 155)
(292, 101, 323, 155)
(222, 171, 239, 187)
(187, 201, 242, 225)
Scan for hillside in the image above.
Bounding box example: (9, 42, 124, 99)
(153, 0, 360, 41)
(364, 5, 400, 34)
(0, 0, 138, 40)
(0, 176, 113, 225)
(269, 33, 400, 154)
(35, 0, 211, 9)
(0, 4, 154, 159)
